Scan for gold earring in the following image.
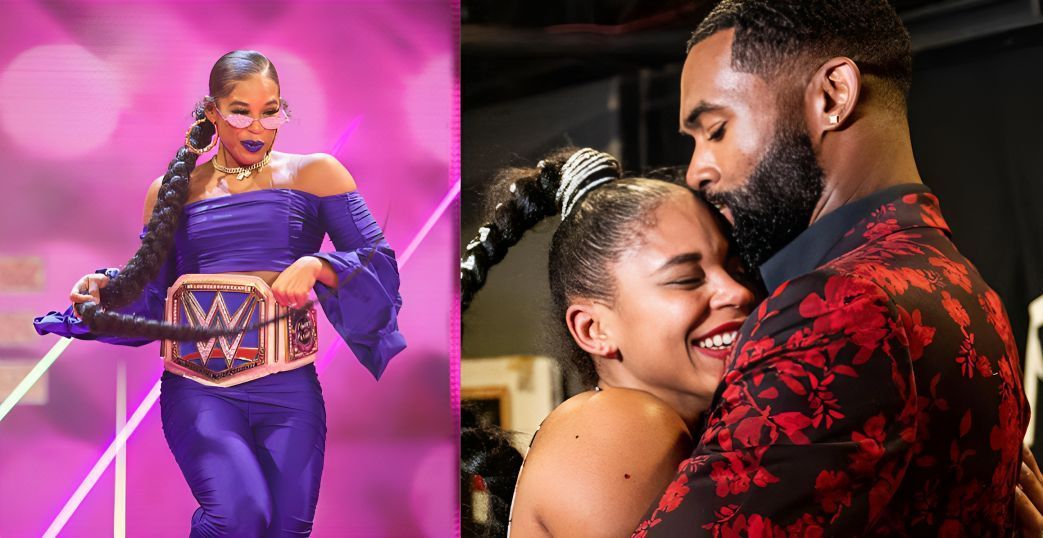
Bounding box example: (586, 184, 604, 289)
(828, 114, 840, 125)
(184, 118, 217, 154)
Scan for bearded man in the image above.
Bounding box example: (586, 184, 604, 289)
(636, 1, 1032, 535)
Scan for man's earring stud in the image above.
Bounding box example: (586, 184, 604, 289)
(828, 114, 840, 125)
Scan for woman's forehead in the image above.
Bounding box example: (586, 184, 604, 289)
(222, 76, 280, 103)
(618, 193, 723, 271)
(652, 194, 721, 249)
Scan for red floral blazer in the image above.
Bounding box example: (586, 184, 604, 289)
(636, 185, 1029, 536)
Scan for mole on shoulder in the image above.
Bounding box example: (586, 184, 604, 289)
(575, 435, 579, 439)
(624, 474, 631, 479)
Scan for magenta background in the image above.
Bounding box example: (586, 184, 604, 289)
(0, 1, 455, 536)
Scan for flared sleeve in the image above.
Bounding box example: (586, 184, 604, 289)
(310, 191, 406, 380)
(32, 226, 177, 347)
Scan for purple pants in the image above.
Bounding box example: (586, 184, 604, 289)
(160, 364, 326, 537)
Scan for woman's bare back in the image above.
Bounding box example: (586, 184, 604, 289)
(509, 387, 693, 537)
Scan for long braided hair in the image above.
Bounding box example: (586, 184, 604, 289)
(78, 50, 306, 341)
(459, 149, 694, 535)
(461, 147, 687, 388)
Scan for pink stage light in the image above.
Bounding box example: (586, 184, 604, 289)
(43, 380, 162, 538)
(399, 179, 460, 265)
(330, 115, 364, 157)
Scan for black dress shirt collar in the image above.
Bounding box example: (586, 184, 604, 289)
(758, 183, 933, 294)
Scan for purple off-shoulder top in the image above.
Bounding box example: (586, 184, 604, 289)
(33, 188, 406, 380)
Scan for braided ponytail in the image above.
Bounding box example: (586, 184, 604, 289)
(76, 50, 300, 341)
(463, 147, 682, 388)
(82, 298, 314, 342)
(461, 147, 576, 311)
(79, 231, 381, 342)
(78, 101, 311, 342)
(75, 100, 207, 336)
(100, 105, 207, 310)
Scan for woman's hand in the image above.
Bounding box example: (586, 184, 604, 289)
(271, 256, 324, 308)
(69, 273, 109, 319)
(1017, 443, 1043, 536)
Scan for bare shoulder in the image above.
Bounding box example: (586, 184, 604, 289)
(145, 159, 213, 222)
(517, 388, 692, 536)
(291, 152, 358, 196)
(542, 387, 689, 438)
(142, 175, 164, 225)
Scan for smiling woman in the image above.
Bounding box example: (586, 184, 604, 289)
(459, 147, 755, 536)
(32, 50, 406, 535)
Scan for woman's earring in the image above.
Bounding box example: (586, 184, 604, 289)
(828, 114, 840, 125)
(185, 118, 217, 154)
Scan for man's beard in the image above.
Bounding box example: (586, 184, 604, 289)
(705, 124, 825, 271)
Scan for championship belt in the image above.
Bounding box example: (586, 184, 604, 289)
(162, 274, 318, 387)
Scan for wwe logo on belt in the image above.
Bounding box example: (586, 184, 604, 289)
(183, 291, 258, 369)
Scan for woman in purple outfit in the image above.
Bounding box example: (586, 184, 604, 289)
(33, 50, 406, 537)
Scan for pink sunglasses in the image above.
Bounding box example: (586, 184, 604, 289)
(215, 108, 289, 130)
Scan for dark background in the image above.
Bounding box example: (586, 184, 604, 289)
(461, 0, 1043, 450)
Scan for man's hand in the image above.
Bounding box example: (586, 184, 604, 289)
(1016, 443, 1043, 537)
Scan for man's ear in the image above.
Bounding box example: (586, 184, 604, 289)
(565, 302, 620, 359)
(805, 56, 862, 140)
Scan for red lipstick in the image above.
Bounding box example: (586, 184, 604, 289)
(691, 320, 744, 361)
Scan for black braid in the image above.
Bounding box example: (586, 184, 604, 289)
(77, 101, 297, 342)
(77, 102, 208, 337)
(81, 299, 315, 342)
(104, 102, 207, 309)
(73, 50, 325, 342)
(460, 417, 524, 537)
(77, 215, 381, 342)
(462, 148, 683, 388)
(461, 147, 575, 311)
(77, 224, 383, 342)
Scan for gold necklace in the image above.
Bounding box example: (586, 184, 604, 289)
(213, 151, 272, 181)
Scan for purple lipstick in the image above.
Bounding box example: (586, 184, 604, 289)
(241, 140, 265, 153)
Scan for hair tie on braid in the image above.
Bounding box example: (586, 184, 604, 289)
(554, 148, 621, 219)
(462, 224, 496, 276)
(460, 148, 580, 311)
(466, 225, 494, 252)
(461, 253, 477, 274)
